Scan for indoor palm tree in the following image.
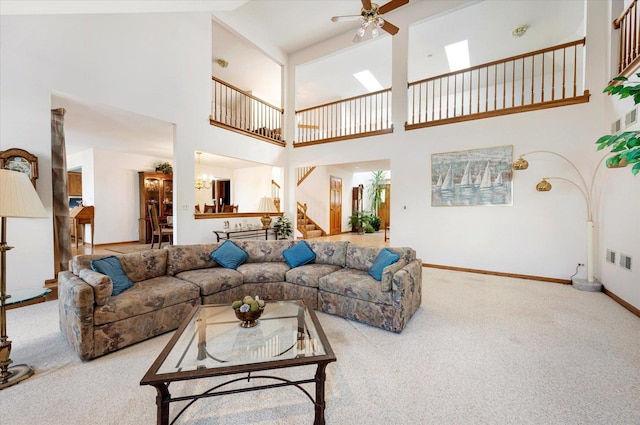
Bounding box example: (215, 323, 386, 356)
(366, 170, 387, 215)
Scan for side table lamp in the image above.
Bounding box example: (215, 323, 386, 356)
(0, 169, 48, 389)
(257, 196, 277, 229)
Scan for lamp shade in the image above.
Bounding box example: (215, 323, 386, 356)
(0, 169, 47, 218)
(257, 197, 277, 213)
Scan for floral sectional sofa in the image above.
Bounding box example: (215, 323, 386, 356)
(58, 240, 422, 360)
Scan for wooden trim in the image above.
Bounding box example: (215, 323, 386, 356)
(194, 212, 283, 220)
(295, 88, 391, 114)
(409, 38, 586, 87)
(423, 263, 571, 284)
(293, 127, 393, 147)
(405, 92, 590, 130)
(209, 119, 286, 147)
(603, 287, 640, 317)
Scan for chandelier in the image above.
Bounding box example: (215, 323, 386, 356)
(194, 151, 212, 190)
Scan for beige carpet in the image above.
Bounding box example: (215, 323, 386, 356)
(2, 268, 639, 424)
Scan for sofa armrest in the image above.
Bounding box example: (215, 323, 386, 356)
(389, 259, 423, 332)
(58, 271, 96, 361)
(380, 259, 409, 291)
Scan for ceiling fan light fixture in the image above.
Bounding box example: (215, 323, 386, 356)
(376, 17, 384, 28)
(372, 27, 380, 38)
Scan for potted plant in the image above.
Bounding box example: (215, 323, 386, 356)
(366, 214, 381, 231)
(273, 215, 293, 239)
(155, 162, 173, 174)
(366, 170, 388, 215)
(596, 73, 640, 175)
(348, 210, 368, 234)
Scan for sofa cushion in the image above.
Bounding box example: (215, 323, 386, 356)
(237, 262, 290, 283)
(176, 268, 243, 296)
(345, 244, 383, 272)
(286, 263, 342, 288)
(306, 240, 348, 266)
(234, 240, 295, 263)
(368, 248, 399, 281)
(90, 256, 133, 296)
(78, 268, 113, 306)
(93, 276, 200, 326)
(319, 268, 393, 306)
(210, 240, 249, 269)
(165, 244, 220, 276)
(118, 249, 168, 282)
(283, 241, 316, 268)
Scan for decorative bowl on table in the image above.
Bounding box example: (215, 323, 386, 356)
(232, 296, 266, 328)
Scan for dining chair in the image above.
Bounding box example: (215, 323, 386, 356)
(148, 203, 173, 249)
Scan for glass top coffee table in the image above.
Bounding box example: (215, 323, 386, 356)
(140, 300, 336, 425)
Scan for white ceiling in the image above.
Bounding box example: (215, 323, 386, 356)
(8, 0, 584, 171)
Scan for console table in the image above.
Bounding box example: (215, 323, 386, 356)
(213, 228, 278, 242)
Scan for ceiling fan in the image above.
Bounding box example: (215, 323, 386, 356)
(331, 0, 410, 43)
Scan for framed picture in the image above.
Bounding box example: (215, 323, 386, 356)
(0, 148, 39, 187)
(431, 145, 513, 207)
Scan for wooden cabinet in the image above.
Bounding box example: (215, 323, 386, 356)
(139, 172, 173, 243)
(68, 172, 82, 196)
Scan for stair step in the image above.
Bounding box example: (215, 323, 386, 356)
(305, 230, 323, 238)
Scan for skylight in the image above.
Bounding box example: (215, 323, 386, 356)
(353, 70, 383, 92)
(445, 40, 470, 72)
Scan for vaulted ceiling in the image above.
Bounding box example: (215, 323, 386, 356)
(5, 0, 584, 170)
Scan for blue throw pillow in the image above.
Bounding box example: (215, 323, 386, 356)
(91, 256, 133, 296)
(368, 248, 400, 281)
(210, 240, 249, 269)
(283, 240, 316, 268)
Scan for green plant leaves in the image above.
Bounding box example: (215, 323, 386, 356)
(597, 73, 640, 176)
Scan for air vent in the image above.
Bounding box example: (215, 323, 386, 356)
(606, 249, 616, 264)
(620, 253, 632, 271)
(625, 107, 638, 128)
(611, 119, 622, 134)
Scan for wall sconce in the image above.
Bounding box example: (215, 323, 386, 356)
(512, 150, 608, 292)
(216, 59, 228, 68)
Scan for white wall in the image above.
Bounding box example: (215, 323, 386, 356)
(287, 0, 639, 309)
(1, 3, 637, 311)
(0, 12, 287, 288)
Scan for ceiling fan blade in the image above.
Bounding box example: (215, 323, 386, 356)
(378, 0, 409, 15)
(361, 0, 373, 12)
(381, 20, 400, 35)
(331, 15, 363, 22)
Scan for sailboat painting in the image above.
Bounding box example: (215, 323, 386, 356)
(431, 145, 513, 206)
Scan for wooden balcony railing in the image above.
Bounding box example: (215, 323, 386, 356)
(406, 38, 589, 129)
(210, 76, 285, 146)
(294, 89, 393, 147)
(614, 0, 640, 78)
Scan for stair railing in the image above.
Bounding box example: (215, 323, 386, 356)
(614, 0, 640, 78)
(296, 166, 316, 186)
(271, 180, 281, 212)
(296, 202, 308, 239)
(407, 38, 588, 129)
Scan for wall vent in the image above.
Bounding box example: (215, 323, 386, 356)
(620, 253, 632, 271)
(625, 107, 638, 128)
(611, 119, 622, 134)
(606, 249, 616, 264)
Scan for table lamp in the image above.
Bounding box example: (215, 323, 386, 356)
(257, 197, 277, 229)
(0, 169, 48, 389)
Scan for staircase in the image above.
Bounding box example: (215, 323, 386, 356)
(297, 202, 325, 239)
